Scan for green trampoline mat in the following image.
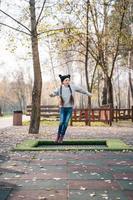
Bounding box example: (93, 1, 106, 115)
(13, 139, 133, 151)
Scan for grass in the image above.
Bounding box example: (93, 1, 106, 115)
(23, 119, 133, 127)
(13, 139, 133, 152)
(23, 119, 108, 127)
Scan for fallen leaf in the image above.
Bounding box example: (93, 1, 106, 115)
(80, 186, 86, 190)
(53, 178, 61, 180)
(90, 192, 96, 197)
(15, 175, 20, 178)
(49, 194, 55, 197)
(90, 172, 99, 175)
(38, 196, 47, 200)
(123, 177, 128, 180)
(104, 180, 111, 183)
(18, 195, 25, 198)
(32, 177, 37, 182)
(72, 171, 79, 174)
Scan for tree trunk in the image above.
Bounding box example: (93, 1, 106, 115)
(29, 0, 42, 134)
(107, 77, 113, 107)
(101, 76, 113, 107)
(85, 0, 91, 107)
(117, 74, 121, 109)
(97, 69, 101, 107)
(128, 86, 130, 109)
(128, 51, 133, 100)
(102, 75, 107, 105)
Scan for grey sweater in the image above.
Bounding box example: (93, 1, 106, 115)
(50, 84, 92, 107)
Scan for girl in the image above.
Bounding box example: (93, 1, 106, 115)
(49, 74, 92, 143)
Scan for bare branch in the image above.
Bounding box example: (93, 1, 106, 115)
(36, 0, 46, 27)
(90, 61, 98, 91)
(0, 22, 31, 36)
(62, 49, 86, 56)
(89, 1, 100, 40)
(55, 60, 85, 68)
(0, 9, 31, 33)
(110, 0, 128, 78)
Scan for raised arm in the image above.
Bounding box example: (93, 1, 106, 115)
(74, 85, 92, 96)
(49, 88, 59, 97)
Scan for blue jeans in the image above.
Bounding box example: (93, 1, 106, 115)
(58, 107, 73, 136)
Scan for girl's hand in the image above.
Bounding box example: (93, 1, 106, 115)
(49, 94, 54, 97)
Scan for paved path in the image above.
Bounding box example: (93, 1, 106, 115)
(0, 117, 12, 129)
(0, 115, 30, 129)
(0, 124, 133, 200)
(0, 151, 133, 200)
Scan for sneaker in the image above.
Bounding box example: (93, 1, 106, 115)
(58, 135, 64, 144)
(54, 134, 60, 143)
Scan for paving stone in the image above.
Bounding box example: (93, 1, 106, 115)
(29, 159, 67, 165)
(106, 160, 133, 166)
(0, 161, 29, 172)
(69, 180, 120, 190)
(24, 165, 67, 175)
(15, 179, 68, 190)
(69, 190, 127, 200)
(19, 171, 68, 179)
(9, 152, 36, 160)
(111, 166, 133, 173)
(124, 191, 133, 200)
(68, 159, 104, 166)
(36, 165, 67, 172)
(0, 180, 18, 188)
(113, 173, 133, 180)
(0, 167, 26, 174)
(69, 172, 113, 180)
(118, 180, 133, 190)
(9, 189, 67, 200)
(68, 165, 111, 173)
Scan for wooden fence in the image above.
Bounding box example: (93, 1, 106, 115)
(26, 105, 133, 126)
(70, 107, 112, 126)
(113, 106, 133, 122)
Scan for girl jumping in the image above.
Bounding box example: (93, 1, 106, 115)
(49, 74, 92, 143)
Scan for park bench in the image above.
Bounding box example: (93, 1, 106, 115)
(26, 105, 59, 121)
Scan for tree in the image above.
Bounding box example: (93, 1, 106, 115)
(28, 0, 43, 133)
(0, 0, 46, 133)
(47, 0, 128, 107)
(47, 0, 97, 107)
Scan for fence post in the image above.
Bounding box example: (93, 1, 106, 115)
(85, 109, 88, 125)
(70, 118, 73, 126)
(88, 107, 91, 126)
(115, 106, 118, 122)
(132, 106, 133, 122)
(0, 107, 3, 116)
(109, 106, 113, 126)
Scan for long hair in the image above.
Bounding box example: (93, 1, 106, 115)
(60, 85, 74, 106)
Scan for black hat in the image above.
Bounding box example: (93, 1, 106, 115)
(59, 74, 71, 82)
